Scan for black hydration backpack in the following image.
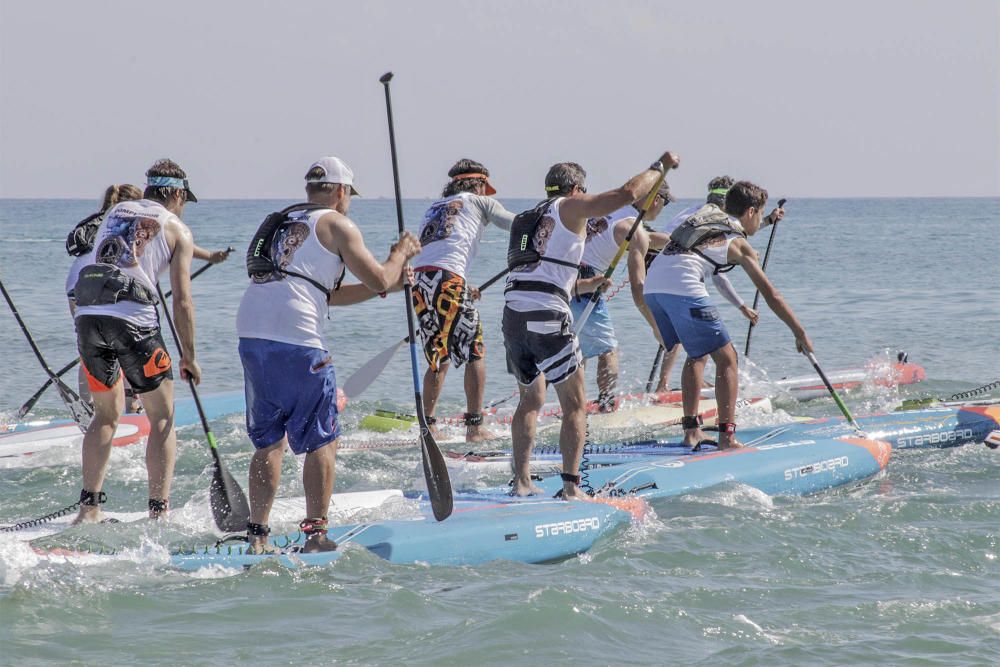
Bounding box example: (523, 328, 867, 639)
(246, 203, 336, 298)
(66, 211, 105, 256)
(665, 203, 746, 274)
(506, 198, 580, 272)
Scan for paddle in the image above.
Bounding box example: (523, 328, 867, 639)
(0, 279, 94, 428)
(16, 251, 231, 419)
(154, 283, 249, 532)
(573, 167, 672, 334)
(644, 345, 666, 393)
(341, 266, 510, 399)
(743, 199, 786, 358)
(380, 71, 453, 521)
(806, 351, 865, 435)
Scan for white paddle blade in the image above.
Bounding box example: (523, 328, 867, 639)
(343, 337, 407, 399)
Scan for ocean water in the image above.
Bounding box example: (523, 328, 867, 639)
(1, 197, 998, 665)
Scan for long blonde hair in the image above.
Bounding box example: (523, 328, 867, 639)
(100, 183, 143, 213)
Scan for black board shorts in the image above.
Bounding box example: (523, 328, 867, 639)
(76, 314, 173, 394)
(501, 306, 581, 386)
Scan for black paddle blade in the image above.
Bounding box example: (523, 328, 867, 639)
(210, 461, 251, 532)
(379, 71, 394, 84)
(419, 428, 453, 521)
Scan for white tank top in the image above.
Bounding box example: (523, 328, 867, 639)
(644, 227, 741, 300)
(413, 193, 485, 277)
(74, 199, 174, 328)
(505, 198, 584, 314)
(236, 207, 344, 350)
(582, 205, 635, 273)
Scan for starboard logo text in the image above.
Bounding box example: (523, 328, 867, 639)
(784, 456, 849, 480)
(897, 428, 974, 448)
(535, 516, 600, 538)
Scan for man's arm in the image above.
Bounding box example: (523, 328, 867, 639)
(329, 268, 413, 306)
(478, 197, 516, 231)
(559, 151, 680, 233)
(624, 226, 663, 345)
(193, 246, 232, 264)
(318, 212, 420, 295)
(730, 238, 812, 353)
(166, 221, 201, 383)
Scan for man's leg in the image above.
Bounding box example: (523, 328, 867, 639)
(655, 344, 681, 393)
(422, 362, 449, 436)
(511, 377, 545, 496)
(301, 440, 338, 552)
(553, 369, 588, 498)
(709, 343, 741, 448)
(464, 358, 496, 442)
(136, 379, 176, 517)
(74, 381, 125, 524)
(247, 438, 286, 552)
(681, 355, 709, 447)
(595, 348, 619, 411)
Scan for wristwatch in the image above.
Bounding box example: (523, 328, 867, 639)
(649, 161, 665, 173)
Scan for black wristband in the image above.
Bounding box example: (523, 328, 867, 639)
(649, 161, 665, 173)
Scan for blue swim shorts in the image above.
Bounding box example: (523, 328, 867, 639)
(238, 337, 341, 454)
(643, 293, 732, 359)
(569, 297, 618, 360)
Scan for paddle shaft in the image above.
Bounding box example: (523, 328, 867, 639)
(573, 169, 668, 334)
(645, 345, 666, 393)
(155, 283, 249, 531)
(380, 71, 453, 521)
(806, 351, 863, 433)
(743, 199, 786, 358)
(1, 279, 92, 426)
(16, 254, 229, 418)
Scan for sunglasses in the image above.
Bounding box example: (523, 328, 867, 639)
(575, 184, 587, 194)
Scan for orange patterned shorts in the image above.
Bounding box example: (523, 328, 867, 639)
(411, 268, 484, 372)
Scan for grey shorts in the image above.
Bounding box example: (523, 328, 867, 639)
(502, 306, 581, 386)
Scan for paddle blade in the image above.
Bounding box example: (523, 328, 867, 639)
(210, 459, 251, 532)
(342, 337, 406, 399)
(55, 381, 93, 430)
(17, 381, 50, 418)
(419, 428, 453, 521)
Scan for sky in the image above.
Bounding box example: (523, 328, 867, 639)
(1, 0, 997, 199)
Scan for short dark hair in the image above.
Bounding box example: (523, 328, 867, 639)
(143, 159, 188, 203)
(304, 166, 340, 197)
(544, 162, 586, 197)
(724, 181, 768, 218)
(706, 175, 734, 206)
(442, 158, 490, 197)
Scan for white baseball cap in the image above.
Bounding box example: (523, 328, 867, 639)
(306, 156, 360, 196)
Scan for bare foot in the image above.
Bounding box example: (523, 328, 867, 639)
(560, 483, 587, 499)
(717, 433, 745, 450)
(511, 476, 544, 496)
(71, 507, 104, 525)
(302, 534, 338, 553)
(682, 427, 707, 448)
(466, 425, 498, 443)
(246, 538, 281, 555)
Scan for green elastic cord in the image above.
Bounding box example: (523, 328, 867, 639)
(709, 187, 729, 196)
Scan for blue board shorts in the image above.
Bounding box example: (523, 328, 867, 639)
(238, 338, 341, 454)
(568, 296, 618, 359)
(643, 293, 732, 359)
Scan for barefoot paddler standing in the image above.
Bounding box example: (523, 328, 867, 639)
(236, 157, 420, 553)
